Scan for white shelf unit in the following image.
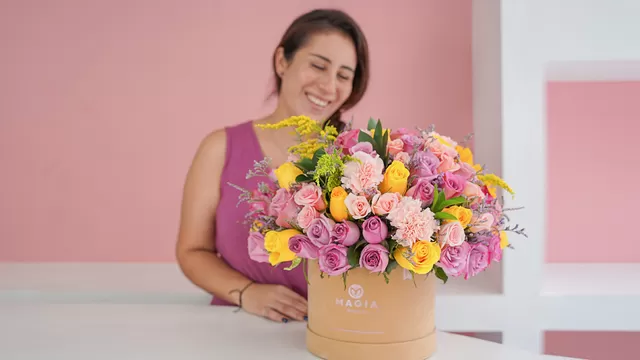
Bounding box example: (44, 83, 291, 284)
(2, 1, 640, 357)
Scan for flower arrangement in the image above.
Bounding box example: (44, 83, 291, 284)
(231, 116, 526, 285)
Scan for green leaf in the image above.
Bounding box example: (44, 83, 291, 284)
(435, 212, 458, 221)
(354, 239, 368, 251)
(296, 158, 315, 172)
(342, 272, 348, 290)
(285, 257, 302, 271)
(295, 174, 313, 183)
(358, 130, 375, 145)
(347, 246, 361, 268)
(440, 196, 466, 209)
(381, 129, 389, 163)
(383, 273, 390, 284)
(312, 147, 327, 165)
(367, 117, 377, 131)
(302, 259, 310, 285)
(434, 265, 449, 284)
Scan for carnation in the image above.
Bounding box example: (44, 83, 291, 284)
(386, 197, 439, 247)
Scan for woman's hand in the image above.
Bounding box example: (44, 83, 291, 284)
(241, 283, 308, 323)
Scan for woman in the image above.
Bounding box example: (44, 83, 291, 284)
(175, 9, 370, 323)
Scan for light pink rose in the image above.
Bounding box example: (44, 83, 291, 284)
(437, 151, 461, 173)
(455, 162, 477, 181)
(362, 216, 388, 244)
(269, 188, 300, 228)
(387, 139, 404, 156)
(288, 234, 320, 259)
(390, 128, 417, 140)
(394, 151, 411, 165)
(334, 129, 359, 155)
(350, 142, 375, 156)
(465, 243, 490, 280)
(405, 177, 435, 207)
(371, 192, 402, 215)
(318, 244, 351, 276)
(294, 183, 326, 211)
(437, 221, 466, 247)
(344, 193, 372, 219)
(359, 244, 389, 273)
(341, 151, 385, 195)
(469, 212, 494, 233)
(463, 182, 486, 204)
(248, 232, 269, 263)
(306, 215, 335, 247)
(297, 205, 319, 230)
(330, 221, 360, 246)
(439, 242, 470, 277)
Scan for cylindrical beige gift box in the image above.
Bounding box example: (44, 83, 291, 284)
(305, 260, 437, 360)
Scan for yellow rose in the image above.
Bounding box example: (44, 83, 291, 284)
(274, 162, 303, 190)
(329, 186, 349, 222)
(499, 231, 509, 249)
(264, 229, 300, 266)
(393, 240, 441, 274)
(379, 160, 410, 195)
(441, 206, 473, 227)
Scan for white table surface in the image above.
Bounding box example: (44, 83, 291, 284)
(0, 304, 579, 360)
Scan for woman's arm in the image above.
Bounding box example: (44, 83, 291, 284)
(175, 129, 251, 306)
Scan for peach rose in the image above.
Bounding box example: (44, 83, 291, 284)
(371, 192, 402, 216)
(344, 193, 371, 219)
(296, 205, 319, 230)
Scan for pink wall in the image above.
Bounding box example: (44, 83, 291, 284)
(0, 1, 472, 262)
(545, 80, 640, 263)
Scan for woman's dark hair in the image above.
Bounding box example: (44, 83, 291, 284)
(272, 9, 370, 132)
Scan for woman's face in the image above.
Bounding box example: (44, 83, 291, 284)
(275, 31, 357, 121)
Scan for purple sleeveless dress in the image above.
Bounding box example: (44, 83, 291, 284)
(211, 120, 307, 306)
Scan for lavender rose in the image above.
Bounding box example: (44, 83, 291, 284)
(362, 216, 388, 244)
(410, 151, 439, 180)
(318, 244, 351, 276)
(359, 244, 389, 273)
(330, 221, 360, 246)
(288, 234, 320, 259)
(349, 142, 375, 156)
(465, 243, 490, 280)
(438, 242, 471, 277)
(306, 215, 335, 247)
(486, 234, 503, 263)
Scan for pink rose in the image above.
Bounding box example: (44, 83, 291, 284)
(465, 243, 490, 280)
(318, 244, 350, 276)
(486, 234, 502, 263)
(362, 216, 388, 244)
(359, 244, 389, 273)
(455, 162, 477, 181)
(330, 221, 360, 246)
(297, 205, 319, 230)
(437, 151, 461, 173)
(394, 151, 411, 165)
(288, 234, 320, 259)
(306, 215, 335, 247)
(269, 188, 300, 228)
(334, 129, 359, 155)
(439, 242, 471, 277)
(344, 193, 371, 219)
(442, 172, 466, 199)
(390, 128, 417, 140)
(405, 177, 435, 207)
(350, 142, 375, 156)
(463, 182, 485, 204)
(469, 212, 494, 233)
(294, 183, 326, 211)
(371, 192, 401, 216)
(248, 232, 270, 263)
(399, 134, 424, 154)
(437, 221, 466, 247)
(387, 139, 404, 156)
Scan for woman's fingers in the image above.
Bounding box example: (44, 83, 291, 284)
(263, 307, 291, 323)
(275, 285, 308, 313)
(270, 299, 306, 322)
